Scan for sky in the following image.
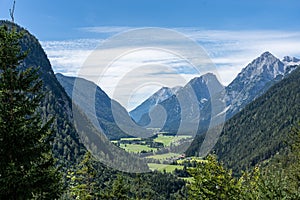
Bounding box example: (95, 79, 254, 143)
(1, 0, 300, 110)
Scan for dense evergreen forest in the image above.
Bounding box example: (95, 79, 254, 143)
(0, 21, 300, 199)
(187, 66, 300, 174)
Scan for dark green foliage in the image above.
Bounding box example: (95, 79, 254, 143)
(0, 21, 187, 199)
(262, 122, 300, 198)
(97, 170, 185, 199)
(0, 25, 62, 199)
(187, 66, 300, 173)
(110, 175, 131, 199)
(238, 123, 300, 199)
(68, 152, 98, 199)
(187, 155, 241, 200)
(63, 151, 186, 199)
(0, 20, 87, 169)
(187, 136, 300, 199)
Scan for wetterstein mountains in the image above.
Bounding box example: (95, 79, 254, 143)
(225, 51, 287, 119)
(130, 86, 182, 123)
(56, 51, 298, 139)
(187, 65, 300, 174)
(130, 51, 299, 134)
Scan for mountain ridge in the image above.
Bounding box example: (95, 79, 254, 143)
(0, 20, 149, 172)
(56, 73, 131, 140)
(136, 72, 225, 134)
(216, 65, 300, 172)
(129, 86, 182, 122)
(224, 51, 286, 118)
(131, 52, 299, 134)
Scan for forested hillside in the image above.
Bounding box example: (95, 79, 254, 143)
(1, 19, 300, 199)
(0, 20, 86, 167)
(187, 66, 300, 173)
(56, 73, 131, 140)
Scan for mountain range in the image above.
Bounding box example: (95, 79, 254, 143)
(130, 86, 182, 123)
(56, 51, 299, 142)
(129, 51, 300, 134)
(56, 73, 154, 140)
(56, 74, 131, 140)
(2, 20, 300, 198)
(187, 65, 300, 174)
(55, 50, 299, 176)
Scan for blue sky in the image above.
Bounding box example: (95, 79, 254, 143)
(1, 0, 300, 110)
(1, 0, 300, 40)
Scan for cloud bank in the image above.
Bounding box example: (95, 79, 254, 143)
(41, 27, 300, 110)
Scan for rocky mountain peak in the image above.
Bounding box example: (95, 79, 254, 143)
(282, 56, 300, 63)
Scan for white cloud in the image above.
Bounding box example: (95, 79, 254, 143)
(80, 26, 131, 34)
(41, 27, 300, 110)
(41, 39, 100, 76)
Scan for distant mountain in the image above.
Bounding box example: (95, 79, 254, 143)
(187, 66, 300, 173)
(136, 73, 225, 134)
(56, 73, 131, 140)
(282, 56, 300, 74)
(225, 51, 286, 119)
(132, 52, 298, 136)
(282, 55, 300, 64)
(130, 86, 182, 122)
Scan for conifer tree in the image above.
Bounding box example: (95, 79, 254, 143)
(187, 155, 241, 200)
(0, 25, 62, 199)
(69, 151, 97, 200)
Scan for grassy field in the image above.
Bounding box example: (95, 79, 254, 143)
(154, 134, 190, 146)
(176, 157, 206, 164)
(146, 152, 181, 160)
(148, 163, 183, 172)
(116, 134, 192, 154)
(120, 137, 141, 141)
(119, 143, 156, 153)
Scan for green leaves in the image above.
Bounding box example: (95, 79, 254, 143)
(187, 124, 300, 200)
(0, 24, 62, 199)
(68, 152, 98, 199)
(187, 155, 241, 200)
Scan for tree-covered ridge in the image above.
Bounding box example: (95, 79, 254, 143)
(56, 73, 133, 140)
(1, 19, 300, 199)
(0, 20, 150, 173)
(0, 20, 86, 167)
(0, 21, 188, 199)
(0, 24, 62, 199)
(188, 65, 300, 173)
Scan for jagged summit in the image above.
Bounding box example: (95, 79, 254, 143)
(151, 86, 181, 102)
(260, 51, 274, 57)
(129, 85, 182, 122)
(237, 51, 284, 81)
(187, 73, 224, 99)
(189, 73, 218, 84)
(249, 51, 283, 71)
(225, 52, 285, 118)
(282, 56, 300, 63)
